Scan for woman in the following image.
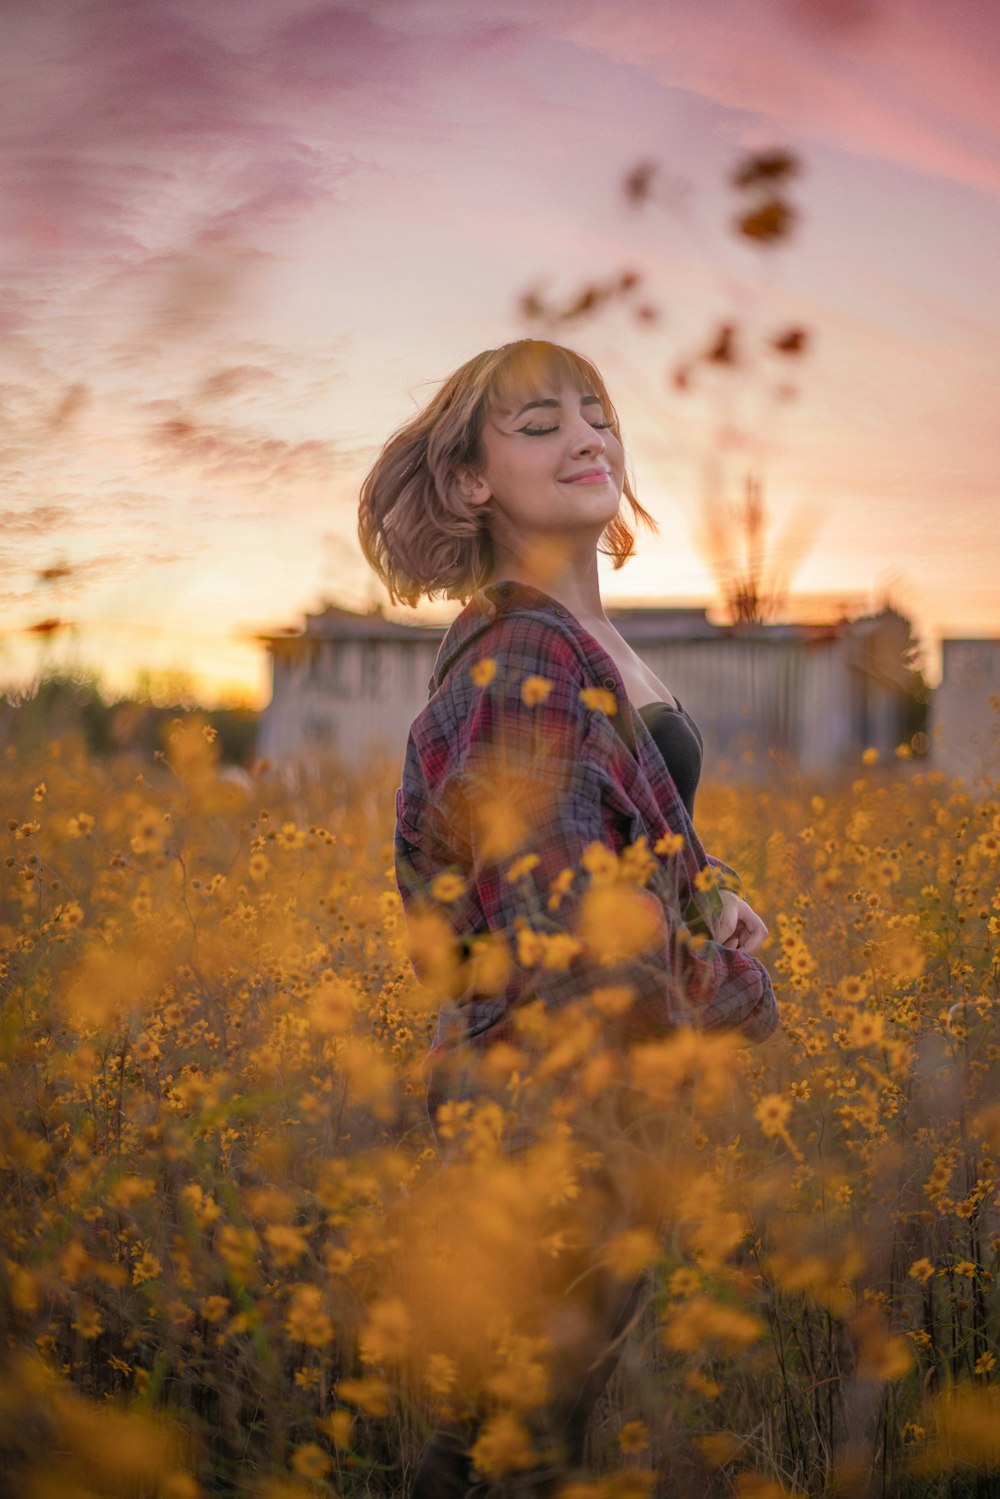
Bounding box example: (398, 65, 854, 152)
(358, 339, 778, 1493)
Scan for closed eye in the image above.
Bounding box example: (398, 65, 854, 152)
(520, 422, 612, 436)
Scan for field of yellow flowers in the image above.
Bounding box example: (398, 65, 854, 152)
(2, 713, 1000, 1498)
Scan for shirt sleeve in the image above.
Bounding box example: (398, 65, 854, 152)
(396, 619, 778, 1047)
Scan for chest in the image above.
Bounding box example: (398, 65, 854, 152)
(588, 627, 679, 712)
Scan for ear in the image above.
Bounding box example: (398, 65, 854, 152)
(454, 466, 491, 509)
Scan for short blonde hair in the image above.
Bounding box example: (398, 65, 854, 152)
(357, 339, 656, 606)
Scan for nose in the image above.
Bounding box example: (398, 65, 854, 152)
(568, 415, 606, 456)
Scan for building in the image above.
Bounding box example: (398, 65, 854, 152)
(257, 598, 925, 780)
(929, 639, 1000, 785)
(257, 603, 443, 774)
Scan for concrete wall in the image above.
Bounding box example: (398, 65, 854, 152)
(258, 638, 441, 773)
(930, 640, 1000, 785)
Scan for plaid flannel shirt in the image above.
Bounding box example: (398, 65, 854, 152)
(395, 580, 779, 1120)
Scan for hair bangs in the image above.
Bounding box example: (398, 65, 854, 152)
(479, 342, 619, 430)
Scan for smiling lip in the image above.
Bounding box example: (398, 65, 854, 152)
(561, 469, 610, 483)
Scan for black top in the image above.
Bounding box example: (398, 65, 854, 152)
(637, 698, 704, 820)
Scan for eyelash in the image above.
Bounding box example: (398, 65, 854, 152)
(520, 422, 612, 436)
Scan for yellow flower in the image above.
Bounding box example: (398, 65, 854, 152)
(654, 831, 684, 856)
(291, 1443, 330, 1481)
(470, 657, 497, 687)
(521, 674, 552, 706)
(881, 932, 925, 981)
(467, 935, 512, 994)
(589, 985, 634, 1016)
(735, 1479, 805, 1499)
(953, 1260, 978, 1278)
(308, 971, 357, 1035)
(506, 853, 540, 882)
(847, 1011, 884, 1048)
(975, 1351, 996, 1375)
(579, 686, 617, 716)
(424, 1352, 457, 1398)
(755, 1093, 792, 1138)
(581, 841, 619, 886)
(284, 1283, 335, 1347)
(470, 1411, 536, 1476)
(908, 1258, 934, 1283)
(548, 932, 586, 969)
(516, 926, 545, 967)
(263, 1224, 309, 1268)
(547, 866, 575, 910)
(618, 1420, 650, 1455)
(668, 1267, 702, 1299)
(619, 836, 656, 885)
(318, 1409, 354, 1447)
(855, 1326, 914, 1382)
(580, 886, 661, 962)
(359, 1298, 412, 1365)
(684, 1369, 722, 1398)
(72, 1303, 104, 1339)
(486, 1357, 549, 1413)
(325, 1246, 355, 1277)
(337, 1376, 394, 1416)
(862, 746, 880, 765)
(871, 857, 900, 888)
(605, 1229, 658, 1279)
(199, 1295, 230, 1324)
(697, 1433, 742, 1468)
(435, 1100, 473, 1141)
(663, 1296, 763, 1355)
(132, 1250, 162, 1285)
(431, 872, 467, 903)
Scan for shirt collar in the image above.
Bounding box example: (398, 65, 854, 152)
(428, 579, 573, 693)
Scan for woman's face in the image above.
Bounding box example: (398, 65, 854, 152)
(462, 379, 625, 549)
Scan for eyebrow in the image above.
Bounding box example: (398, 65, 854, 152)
(512, 394, 603, 419)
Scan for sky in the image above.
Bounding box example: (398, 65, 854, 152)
(2, 0, 999, 705)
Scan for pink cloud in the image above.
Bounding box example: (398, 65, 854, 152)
(148, 410, 345, 485)
(552, 0, 1000, 196)
(197, 365, 279, 401)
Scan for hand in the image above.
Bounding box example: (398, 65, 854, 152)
(715, 891, 768, 955)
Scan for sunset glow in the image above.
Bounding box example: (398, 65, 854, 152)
(3, 0, 998, 705)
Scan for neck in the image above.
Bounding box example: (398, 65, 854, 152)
(485, 540, 609, 627)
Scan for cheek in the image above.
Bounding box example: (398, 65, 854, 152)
(500, 450, 551, 494)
